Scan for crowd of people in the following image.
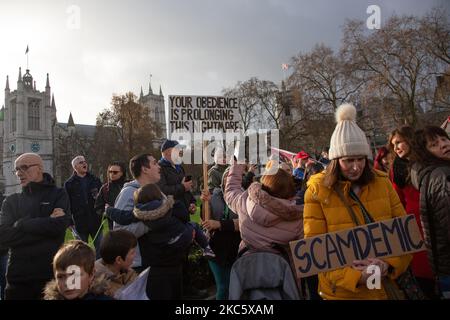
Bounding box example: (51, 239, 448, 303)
(0, 103, 449, 300)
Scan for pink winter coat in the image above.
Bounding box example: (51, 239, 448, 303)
(224, 164, 304, 254)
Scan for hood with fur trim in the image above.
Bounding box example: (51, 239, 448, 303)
(43, 275, 110, 300)
(133, 195, 175, 221)
(247, 182, 302, 221)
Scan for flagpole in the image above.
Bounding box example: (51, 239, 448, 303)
(25, 45, 29, 70)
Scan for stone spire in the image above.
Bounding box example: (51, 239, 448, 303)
(68, 112, 75, 127)
(148, 75, 153, 95)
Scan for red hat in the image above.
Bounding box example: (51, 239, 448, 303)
(295, 151, 310, 160)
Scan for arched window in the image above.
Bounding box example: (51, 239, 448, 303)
(28, 99, 40, 130)
(10, 100, 16, 132)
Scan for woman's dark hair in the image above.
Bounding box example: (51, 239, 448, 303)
(134, 184, 163, 205)
(391, 156, 409, 188)
(107, 161, 127, 182)
(322, 158, 375, 189)
(410, 126, 450, 166)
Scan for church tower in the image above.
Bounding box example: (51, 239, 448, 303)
(139, 75, 167, 138)
(0, 68, 56, 194)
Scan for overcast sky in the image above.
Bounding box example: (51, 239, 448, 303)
(0, 0, 447, 125)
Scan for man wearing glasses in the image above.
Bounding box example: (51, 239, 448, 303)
(0, 153, 70, 300)
(64, 156, 102, 258)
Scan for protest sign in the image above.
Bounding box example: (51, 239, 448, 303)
(169, 95, 241, 133)
(289, 215, 425, 278)
(168, 95, 241, 220)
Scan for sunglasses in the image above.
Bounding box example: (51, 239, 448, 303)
(14, 163, 40, 173)
(108, 170, 120, 174)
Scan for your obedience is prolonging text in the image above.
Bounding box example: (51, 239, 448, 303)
(169, 95, 241, 133)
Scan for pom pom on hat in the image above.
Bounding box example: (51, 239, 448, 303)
(335, 103, 357, 122)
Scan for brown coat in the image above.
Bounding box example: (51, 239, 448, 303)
(94, 259, 138, 297)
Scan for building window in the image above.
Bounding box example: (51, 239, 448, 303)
(28, 99, 40, 130)
(11, 101, 16, 132)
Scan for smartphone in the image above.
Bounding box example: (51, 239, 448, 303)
(185, 175, 192, 182)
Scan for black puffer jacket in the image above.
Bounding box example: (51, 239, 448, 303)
(410, 163, 450, 277)
(157, 159, 195, 213)
(0, 173, 71, 283)
(64, 172, 102, 234)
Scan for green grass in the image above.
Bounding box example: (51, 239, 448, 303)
(190, 198, 202, 224)
(64, 219, 110, 249)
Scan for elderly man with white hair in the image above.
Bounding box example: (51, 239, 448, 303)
(64, 155, 102, 257)
(0, 153, 70, 300)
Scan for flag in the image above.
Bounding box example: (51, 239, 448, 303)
(270, 147, 296, 162)
(281, 63, 288, 70)
(25, 45, 29, 54)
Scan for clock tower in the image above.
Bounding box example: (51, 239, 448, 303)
(0, 67, 57, 194)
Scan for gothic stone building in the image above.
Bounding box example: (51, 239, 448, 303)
(0, 68, 166, 195)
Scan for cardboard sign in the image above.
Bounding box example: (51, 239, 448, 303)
(169, 95, 241, 133)
(289, 215, 425, 278)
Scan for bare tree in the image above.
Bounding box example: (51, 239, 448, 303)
(342, 12, 447, 126)
(223, 78, 261, 132)
(252, 78, 284, 129)
(420, 7, 450, 66)
(288, 44, 364, 113)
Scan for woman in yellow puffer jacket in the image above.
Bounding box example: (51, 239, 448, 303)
(303, 103, 412, 300)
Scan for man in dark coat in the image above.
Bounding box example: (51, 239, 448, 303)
(157, 139, 207, 299)
(0, 153, 71, 300)
(157, 140, 196, 215)
(64, 155, 102, 257)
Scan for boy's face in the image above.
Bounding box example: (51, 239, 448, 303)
(117, 247, 137, 271)
(56, 266, 94, 300)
